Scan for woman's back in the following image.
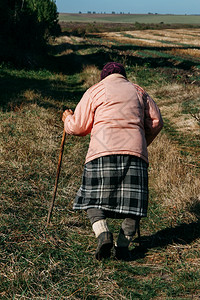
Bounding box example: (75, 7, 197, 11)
(87, 73, 148, 163)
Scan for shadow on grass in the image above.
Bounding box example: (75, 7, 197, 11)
(0, 68, 84, 111)
(49, 39, 200, 74)
(131, 220, 200, 261)
(1, 33, 199, 110)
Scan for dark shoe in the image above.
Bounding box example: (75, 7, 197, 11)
(114, 246, 132, 261)
(95, 232, 113, 260)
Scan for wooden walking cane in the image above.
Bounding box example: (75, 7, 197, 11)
(47, 128, 66, 225)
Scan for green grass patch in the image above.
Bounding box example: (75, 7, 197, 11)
(1, 29, 200, 299)
(182, 98, 200, 126)
(162, 117, 200, 169)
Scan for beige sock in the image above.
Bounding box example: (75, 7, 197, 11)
(92, 219, 109, 238)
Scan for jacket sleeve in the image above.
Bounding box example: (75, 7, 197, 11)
(64, 89, 94, 136)
(143, 93, 163, 146)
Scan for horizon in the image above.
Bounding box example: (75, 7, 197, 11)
(59, 12, 200, 16)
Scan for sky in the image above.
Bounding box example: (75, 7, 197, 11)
(55, 0, 200, 15)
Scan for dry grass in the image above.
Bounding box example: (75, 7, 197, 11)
(148, 133, 200, 221)
(126, 28, 200, 47)
(169, 48, 200, 59)
(80, 65, 101, 88)
(99, 28, 200, 48)
(101, 32, 171, 48)
(153, 84, 200, 135)
(0, 103, 59, 224)
(55, 35, 85, 45)
(1, 28, 200, 299)
(148, 79, 200, 222)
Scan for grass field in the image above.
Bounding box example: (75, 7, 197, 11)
(59, 13, 200, 24)
(0, 26, 200, 299)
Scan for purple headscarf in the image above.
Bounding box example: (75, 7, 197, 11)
(101, 62, 127, 80)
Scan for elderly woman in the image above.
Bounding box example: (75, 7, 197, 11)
(62, 62, 163, 260)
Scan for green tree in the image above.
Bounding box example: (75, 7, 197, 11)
(0, 0, 60, 63)
(26, 0, 60, 39)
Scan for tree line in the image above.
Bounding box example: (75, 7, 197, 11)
(0, 0, 60, 65)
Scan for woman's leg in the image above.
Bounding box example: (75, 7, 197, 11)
(116, 217, 139, 247)
(87, 208, 113, 260)
(87, 208, 109, 237)
(87, 208, 106, 225)
(115, 216, 140, 260)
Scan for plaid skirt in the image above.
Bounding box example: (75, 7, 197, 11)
(74, 155, 149, 217)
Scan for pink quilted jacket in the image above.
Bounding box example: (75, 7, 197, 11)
(64, 73, 163, 164)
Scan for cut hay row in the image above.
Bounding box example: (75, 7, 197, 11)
(168, 48, 200, 58)
(100, 28, 200, 47)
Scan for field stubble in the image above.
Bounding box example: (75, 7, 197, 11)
(0, 28, 200, 299)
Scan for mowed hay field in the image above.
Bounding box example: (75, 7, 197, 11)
(59, 13, 200, 24)
(0, 27, 200, 299)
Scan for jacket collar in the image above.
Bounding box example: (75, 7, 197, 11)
(101, 73, 127, 82)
